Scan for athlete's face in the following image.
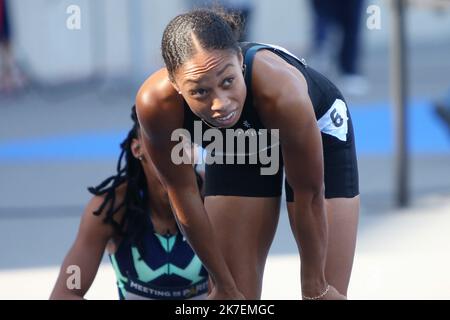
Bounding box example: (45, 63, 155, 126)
(173, 48, 247, 128)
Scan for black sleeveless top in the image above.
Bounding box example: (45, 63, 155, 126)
(180, 42, 347, 198)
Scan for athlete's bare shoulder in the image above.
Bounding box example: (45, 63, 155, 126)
(136, 68, 184, 122)
(251, 49, 308, 104)
(135, 68, 185, 137)
(249, 48, 314, 130)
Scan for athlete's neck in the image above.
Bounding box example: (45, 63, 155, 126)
(145, 173, 177, 235)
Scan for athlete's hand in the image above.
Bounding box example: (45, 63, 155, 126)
(207, 286, 246, 300)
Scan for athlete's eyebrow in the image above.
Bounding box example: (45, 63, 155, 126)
(216, 63, 233, 77)
(184, 64, 234, 85)
(184, 78, 201, 84)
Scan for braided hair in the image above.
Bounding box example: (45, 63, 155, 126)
(88, 105, 149, 246)
(88, 105, 204, 247)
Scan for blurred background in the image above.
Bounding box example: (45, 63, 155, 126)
(0, 0, 449, 299)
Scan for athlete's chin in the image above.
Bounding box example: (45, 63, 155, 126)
(218, 123, 234, 129)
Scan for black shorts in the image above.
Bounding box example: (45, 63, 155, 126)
(204, 100, 359, 201)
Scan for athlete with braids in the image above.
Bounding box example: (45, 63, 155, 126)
(50, 106, 208, 300)
(136, 8, 359, 300)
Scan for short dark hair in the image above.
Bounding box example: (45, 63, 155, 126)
(161, 8, 243, 80)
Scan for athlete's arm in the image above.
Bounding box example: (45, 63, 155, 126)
(135, 70, 241, 299)
(253, 51, 340, 299)
(49, 196, 116, 300)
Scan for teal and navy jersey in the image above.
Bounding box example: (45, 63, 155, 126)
(109, 215, 208, 300)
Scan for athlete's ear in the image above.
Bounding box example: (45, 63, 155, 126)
(131, 138, 143, 160)
(170, 79, 179, 91)
(171, 82, 183, 95)
(169, 73, 182, 94)
(237, 49, 244, 68)
(237, 50, 245, 77)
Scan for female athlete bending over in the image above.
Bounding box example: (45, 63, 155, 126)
(136, 9, 359, 300)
